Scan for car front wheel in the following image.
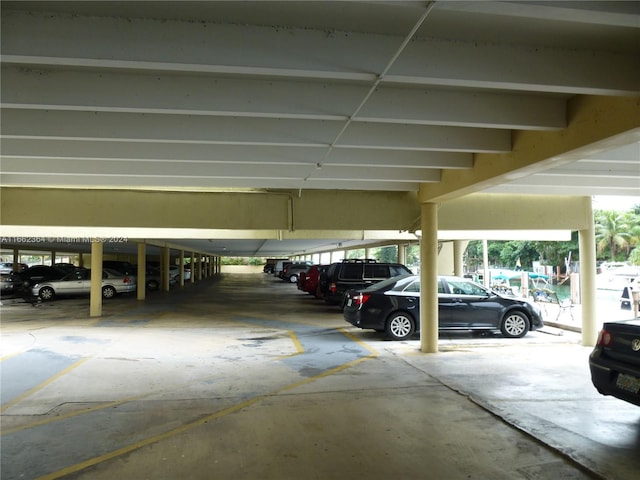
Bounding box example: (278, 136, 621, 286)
(102, 285, 116, 299)
(500, 311, 530, 338)
(39, 286, 55, 301)
(386, 312, 415, 341)
(289, 274, 298, 283)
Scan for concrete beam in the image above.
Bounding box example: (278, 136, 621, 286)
(418, 95, 640, 203)
(3, 10, 637, 94)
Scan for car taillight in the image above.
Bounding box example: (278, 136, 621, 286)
(353, 293, 370, 306)
(596, 329, 613, 347)
(123, 277, 131, 284)
(330, 282, 336, 293)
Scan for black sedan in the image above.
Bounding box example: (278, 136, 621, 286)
(344, 274, 544, 341)
(589, 318, 640, 407)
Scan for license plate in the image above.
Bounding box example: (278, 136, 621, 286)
(346, 298, 352, 307)
(616, 373, 640, 393)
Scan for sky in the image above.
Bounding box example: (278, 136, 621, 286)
(592, 196, 640, 212)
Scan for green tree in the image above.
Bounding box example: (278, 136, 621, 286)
(374, 245, 398, 263)
(594, 210, 631, 261)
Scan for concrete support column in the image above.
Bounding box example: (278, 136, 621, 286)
(137, 242, 146, 301)
(453, 240, 465, 277)
(50, 251, 56, 266)
(179, 251, 185, 287)
(12, 248, 19, 271)
(198, 255, 203, 281)
(482, 239, 490, 287)
(398, 243, 406, 265)
(420, 202, 439, 354)
(161, 246, 170, 291)
(190, 252, 196, 283)
(89, 240, 103, 317)
(579, 202, 598, 346)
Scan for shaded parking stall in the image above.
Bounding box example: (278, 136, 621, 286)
(1, 272, 638, 479)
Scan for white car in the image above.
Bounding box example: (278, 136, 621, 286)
(32, 268, 136, 300)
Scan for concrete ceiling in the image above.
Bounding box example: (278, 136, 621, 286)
(1, 1, 639, 258)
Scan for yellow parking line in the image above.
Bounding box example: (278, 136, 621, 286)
(0, 358, 89, 413)
(276, 330, 304, 359)
(36, 394, 268, 480)
(35, 350, 378, 480)
(0, 351, 26, 362)
(1, 395, 146, 435)
(338, 327, 379, 356)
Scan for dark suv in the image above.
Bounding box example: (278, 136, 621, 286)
(318, 259, 413, 307)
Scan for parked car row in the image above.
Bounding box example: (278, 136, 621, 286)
(32, 268, 136, 300)
(272, 259, 545, 342)
(271, 260, 314, 283)
(2, 261, 193, 300)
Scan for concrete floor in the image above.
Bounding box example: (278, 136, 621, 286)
(1, 272, 639, 480)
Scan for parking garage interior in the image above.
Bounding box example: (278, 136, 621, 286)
(1, 2, 640, 479)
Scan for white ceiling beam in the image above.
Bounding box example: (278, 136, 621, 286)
(339, 123, 510, 152)
(0, 67, 363, 121)
(2, 10, 637, 95)
(1, 67, 566, 130)
(437, 1, 640, 28)
(0, 173, 420, 192)
(1, 109, 510, 152)
(359, 86, 566, 130)
(0, 157, 440, 183)
(486, 183, 640, 197)
(0, 140, 473, 169)
(390, 38, 639, 95)
(496, 174, 640, 190)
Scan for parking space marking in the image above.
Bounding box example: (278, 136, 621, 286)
(34, 353, 378, 480)
(339, 327, 379, 356)
(1, 395, 146, 435)
(1, 354, 88, 412)
(276, 330, 304, 359)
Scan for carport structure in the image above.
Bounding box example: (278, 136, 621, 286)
(1, 1, 639, 351)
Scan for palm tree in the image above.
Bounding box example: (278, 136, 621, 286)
(595, 210, 631, 261)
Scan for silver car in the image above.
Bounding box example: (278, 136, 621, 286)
(32, 268, 136, 301)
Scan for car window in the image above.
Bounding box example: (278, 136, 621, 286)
(364, 264, 389, 279)
(386, 275, 418, 292)
(396, 278, 446, 293)
(391, 265, 412, 276)
(340, 264, 363, 280)
(446, 279, 487, 296)
(403, 279, 420, 293)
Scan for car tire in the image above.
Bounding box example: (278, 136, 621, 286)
(39, 286, 55, 301)
(385, 312, 415, 341)
(500, 311, 530, 338)
(102, 285, 116, 299)
(289, 274, 298, 283)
